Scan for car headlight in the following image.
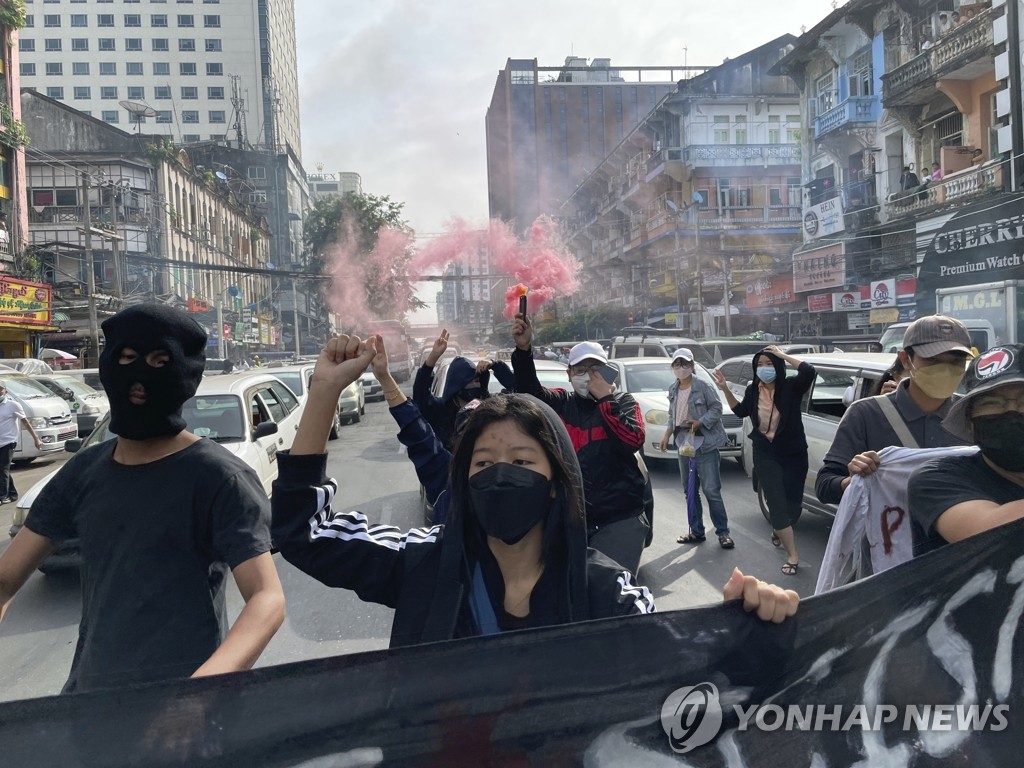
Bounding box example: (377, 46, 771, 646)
(645, 409, 669, 426)
(29, 417, 47, 429)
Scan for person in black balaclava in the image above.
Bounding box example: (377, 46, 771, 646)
(272, 334, 800, 649)
(0, 302, 284, 701)
(910, 344, 1024, 555)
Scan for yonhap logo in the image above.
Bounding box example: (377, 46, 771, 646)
(661, 682, 723, 753)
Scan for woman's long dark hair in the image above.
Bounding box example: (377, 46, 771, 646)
(448, 395, 585, 561)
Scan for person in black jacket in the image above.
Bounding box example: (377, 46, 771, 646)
(273, 335, 800, 648)
(510, 315, 649, 574)
(714, 346, 815, 576)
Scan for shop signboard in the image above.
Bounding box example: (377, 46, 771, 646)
(745, 275, 795, 309)
(869, 279, 897, 308)
(793, 243, 846, 292)
(807, 294, 832, 312)
(0, 278, 53, 326)
(802, 198, 846, 242)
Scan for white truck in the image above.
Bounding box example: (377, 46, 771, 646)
(879, 279, 1023, 354)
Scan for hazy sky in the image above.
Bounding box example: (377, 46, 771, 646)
(294, 1, 833, 320)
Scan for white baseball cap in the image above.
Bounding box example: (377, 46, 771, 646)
(672, 348, 694, 364)
(567, 341, 608, 366)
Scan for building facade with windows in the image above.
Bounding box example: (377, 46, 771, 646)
(558, 37, 802, 337)
(18, 0, 301, 159)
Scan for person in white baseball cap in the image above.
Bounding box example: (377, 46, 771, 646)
(510, 314, 650, 574)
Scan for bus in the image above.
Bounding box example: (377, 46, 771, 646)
(369, 319, 413, 382)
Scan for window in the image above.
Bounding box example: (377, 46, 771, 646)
(182, 135, 200, 143)
(98, 38, 115, 50)
(203, 14, 219, 27)
(99, 62, 115, 75)
(73, 86, 91, 100)
(72, 62, 90, 75)
(180, 62, 196, 75)
(151, 14, 167, 26)
(152, 38, 168, 51)
(204, 38, 221, 52)
(124, 14, 141, 26)
(767, 114, 781, 144)
(156, 110, 173, 123)
(153, 62, 170, 75)
(848, 50, 873, 98)
(206, 62, 222, 76)
(24, 15, 33, 28)
(209, 110, 225, 123)
(181, 86, 198, 99)
(258, 387, 289, 423)
(734, 114, 748, 144)
(249, 191, 268, 205)
(126, 62, 143, 75)
(20, 63, 35, 76)
(713, 115, 729, 144)
(714, 128, 729, 144)
(814, 70, 836, 118)
(247, 166, 266, 180)
(127, 86, 144, 100)
(101, 86, 118, 99)
(70, 14, 87, 26)
(19, 39, 34, 51)
(182, 110, 199, 123)
(807, 370, 856, 422)
(71, 38, 88, 50)
(43, 14, 60, 27)
(178, 38, 194, 51)
(125, 38, 142, 51)
(97, 13, 114, 26)
(44, 38, 61, 51)
(45, 62, 62, 76)
(207, 86, 224, 99)
(154, 85, 172, 99)
(101, 111, 119, 123)
(45, 87, 64, 100)
(177, 14, 193, 26)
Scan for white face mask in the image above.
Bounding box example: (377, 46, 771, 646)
(571, 374, 591, 397)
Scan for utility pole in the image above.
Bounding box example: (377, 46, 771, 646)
(694, 204, 704, 338)
(81, 172, 100, 366)
(723, 254, 732, 336)
(216, 273, 226, 358)
(291, 279, 301, 357)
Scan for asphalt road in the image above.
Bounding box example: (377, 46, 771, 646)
(0, 393, 835, 703)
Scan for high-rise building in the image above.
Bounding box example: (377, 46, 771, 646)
(18, 0, 301, 159)
(485, 57, 687, 231)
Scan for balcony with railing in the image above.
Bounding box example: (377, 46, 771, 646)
(814, 96, 881, 139)
(881, 7, 996, 107)
(682, 144, 801, 168)
(884, 160, 1004, 220)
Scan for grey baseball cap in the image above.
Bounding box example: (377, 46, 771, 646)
(943, 345, 1024, 440)
(903, 314, 974, 358)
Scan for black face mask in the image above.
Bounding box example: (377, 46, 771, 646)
(99, 304, 207, 440)
(973, 413, 1024, 472)
(468, 463, 552, 545)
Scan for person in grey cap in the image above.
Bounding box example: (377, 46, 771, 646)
(511, 314, 649, 574)
(909, 345, 1024, 555)
(815, 314, 973, 506)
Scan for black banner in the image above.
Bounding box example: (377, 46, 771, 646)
(2, 519, 1022, 766)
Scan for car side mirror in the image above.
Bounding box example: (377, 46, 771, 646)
(253, 421, 279, 440)
(65, 438, 83, 453)
(64, 389, 75, 401)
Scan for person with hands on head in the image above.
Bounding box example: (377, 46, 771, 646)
(413, 328, 515, 451)
(272, 335, 799, 649)
(713, 345, 815, 576)
(659, 349, 733, 548)
(0, 303, 285, 693)
(510, 311, 649, 575)
(0, 383, 43, 504)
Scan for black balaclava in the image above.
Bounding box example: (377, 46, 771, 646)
(99, 303, 207, 440)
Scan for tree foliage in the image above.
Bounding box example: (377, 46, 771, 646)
(534, 305, 631, 343)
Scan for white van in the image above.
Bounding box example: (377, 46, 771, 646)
(0, 374, 76, 462)
(879, 319, 994, 355)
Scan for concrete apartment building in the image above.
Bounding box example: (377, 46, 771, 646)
(486, 57, 688, 232)
(18, 0, 301, 157)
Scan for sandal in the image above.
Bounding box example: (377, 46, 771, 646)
(770, 533, 782, 548)
(677, 533, 706, 544)
(718, 535, 735, 549)
(781, 561, 799, 576)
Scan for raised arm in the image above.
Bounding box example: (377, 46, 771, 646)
(412, 330, 449, 413)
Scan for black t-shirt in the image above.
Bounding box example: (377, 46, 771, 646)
(24, 438, 271, 693)
(480, 549, 565, 632)
(909, 452, 1024, 556)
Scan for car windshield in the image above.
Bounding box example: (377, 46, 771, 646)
(0, 376, 58, 399)
(274, 371, 305, 397)
(622, 362, 716, 393)
(181, 394, 247, 442)
(662, 343, 716, 367)
(50, 376, 103, 399)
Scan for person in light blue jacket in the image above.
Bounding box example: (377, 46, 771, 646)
(658, 349, 733, 548)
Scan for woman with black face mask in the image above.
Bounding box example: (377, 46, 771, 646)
(272, 336, 800, 647)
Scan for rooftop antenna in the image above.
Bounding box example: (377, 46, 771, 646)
(229, 74, 248, 149)
(119, 100, 157, 132)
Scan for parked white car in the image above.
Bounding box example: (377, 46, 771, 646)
(30, 373, 110, 436)
(604, 357, 743, 464)
(0, 374, 77, 463)
(9, 371, 305, 571)
(270, 363, 363, 439)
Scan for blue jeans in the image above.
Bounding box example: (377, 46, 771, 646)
(677, 449, 729, 537)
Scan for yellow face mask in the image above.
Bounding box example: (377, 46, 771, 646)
(909, 360, 966, 400)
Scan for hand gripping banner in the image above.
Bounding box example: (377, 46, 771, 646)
(2, 518, 1022, 766)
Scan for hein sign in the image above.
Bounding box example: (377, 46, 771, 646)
(802, 198, 845, 242)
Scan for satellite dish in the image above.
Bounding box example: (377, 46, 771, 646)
(665, 199, 679, 213)
(119, 100, 157, 132)
(227, 285, 240, 298)
(215, 171, 228, 181)
(266, 262, 275, 270)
